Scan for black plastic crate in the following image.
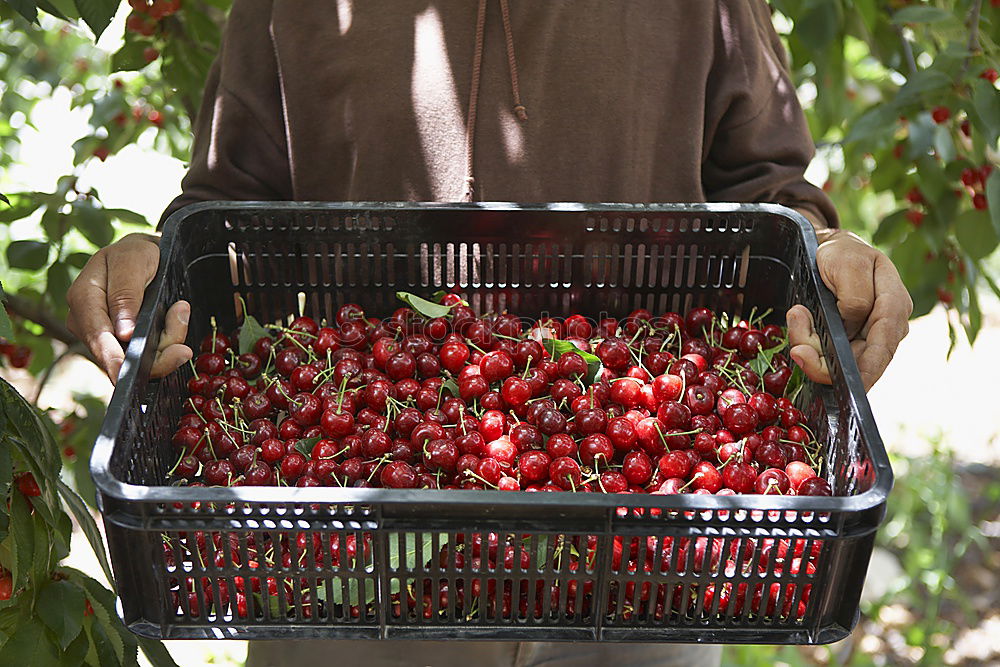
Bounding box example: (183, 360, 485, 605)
(91, 202, 891, 643)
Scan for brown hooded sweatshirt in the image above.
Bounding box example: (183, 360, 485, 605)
(162, 0, 837, 228)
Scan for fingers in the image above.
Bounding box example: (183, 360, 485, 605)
(67, 233, 161, 383)
(815, 233, 876, 339)
(105, 236, 161, 341)
(67, 255, 127, 384)
(151, 301, 193, 378)
(785, 305, 832, 385)
(854, 256, 912, 390)
(854, 339, 894, 392)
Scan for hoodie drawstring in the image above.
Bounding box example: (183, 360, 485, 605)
(463, 0, 527, 202)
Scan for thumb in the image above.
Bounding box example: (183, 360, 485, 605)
(105, 246, 158, 341)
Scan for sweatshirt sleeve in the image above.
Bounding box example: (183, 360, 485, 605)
(701, 0, 838, 228)
(159, 0, 292, 226)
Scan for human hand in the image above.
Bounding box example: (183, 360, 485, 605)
(67, 233, 193, 385)
(786, 229, 912, 392)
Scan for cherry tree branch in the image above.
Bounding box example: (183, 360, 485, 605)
(960, 0, 983, 77)
(4, 292, 98, 367)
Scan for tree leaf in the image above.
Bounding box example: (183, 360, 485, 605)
(7, 490, 35, 590)
(65, 252, 92, 269)
(954, 209, 999, 260)
(932, 124, 956, 163)
(987, 170, 1000, 238)
(62, 623, 90, 667)
(74, 0, 118, 39)
(104, 208, 149, 226)
(138, 636, 180, 667)
(5, 240, 50, 271)
(46, 262, 72, 304)
(78, 576, 135, 666)
(0, 377, 60, 473)
(0, 193, 7, 205)
(87, 614, 123, 667)
(440, 378, 459, 398)
(37, 580, 85, 649)
(72, 203, 114, 247)
(56, 479, 115, 585)
(891, 6, 952, 24)
(0, 618, 61, 667)
(396, 291, 453, 318)
(238, 312, 270, 355)
(965, 284, 982, 346)
(749, 338, 789, 377)
(971, 80, 1000, 146)
(0, 436, 10, 542)
(871, 210, 910, 248)
(906, 112, 937, 160)
(37, 0, 79, 20)
(2, 0, 39, 24)
(0, 282, 13, 340)
(294, 436, 321, 458)
(845, 104, 899, 144)
(0, 193, 43, 223)
(541, 338, 602, 385)
(110, 37, 151, 72)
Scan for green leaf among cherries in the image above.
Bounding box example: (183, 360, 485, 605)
(294, 436, 322, 459)
(541, 338, 602, 385)
(238, 312, 271, 356)
(396, 291, 453, 319)
(748, 337, 789, 377)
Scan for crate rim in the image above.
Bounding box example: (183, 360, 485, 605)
(90, 201, 891, 516)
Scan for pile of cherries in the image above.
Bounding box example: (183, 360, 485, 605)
(164, 296, 832, 623)
(170, 296, 831, 499)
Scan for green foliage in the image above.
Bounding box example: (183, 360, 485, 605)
(0, 376, 177, 665)
(771, 0, 1000, 348)
(4, 0, 119, 38)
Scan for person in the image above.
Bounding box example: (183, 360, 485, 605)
(66, 2, 912, 665)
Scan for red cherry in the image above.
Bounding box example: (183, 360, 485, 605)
(598, 471, 628, 493)
(480, 350, 514, 384)
(690, 462, 722, 493)
(798, 476, 833, 496)
(931, 106, 950, 124)
(381, 461, 418, 488)
(722, 462, 757, 493)
(15, 472, 41, 497)
(549, 457, 583, 490)
(596, 338, 630, 371)
(518, 451, 552, 482)
(754, 468, 791, 495)
(545, 433, 577, 459)
(651, 374, 683, 402)
(684, 307, 714, 336)
(605, 416, 637, 451)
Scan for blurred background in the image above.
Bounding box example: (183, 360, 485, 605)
(1, 1, 998, 665)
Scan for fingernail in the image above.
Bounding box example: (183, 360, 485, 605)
(178, 308, 189, 326)
(115, 317, 135, 338)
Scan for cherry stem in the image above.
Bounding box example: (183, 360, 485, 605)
(462, 469, 498, 490)
(521, 357, 532, 380)
(677, 474, 701, 493)
(167, 450, 188, 477)
(365, 455, 392, 483)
